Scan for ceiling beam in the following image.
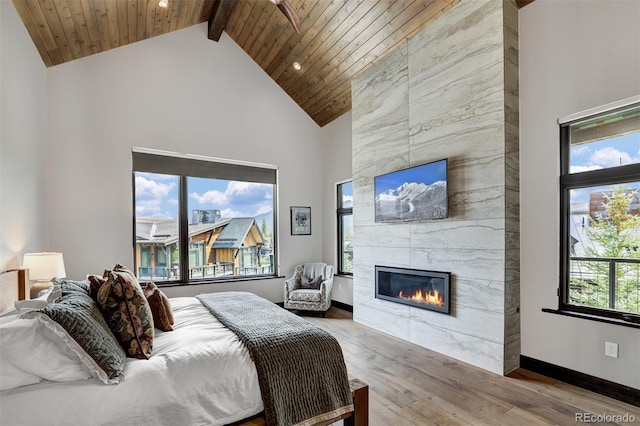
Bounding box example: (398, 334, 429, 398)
(516, 0, 535, 9)
(208, 0, 237, 42)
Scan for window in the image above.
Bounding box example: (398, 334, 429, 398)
(559, 100, 640, 323)
(337, 181, 353, 275)
(132, 149, 278, 284)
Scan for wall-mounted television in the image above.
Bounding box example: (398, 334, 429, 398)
(374, 158, 448, 222)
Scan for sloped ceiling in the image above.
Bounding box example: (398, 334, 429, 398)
(12, 0, 531, 126)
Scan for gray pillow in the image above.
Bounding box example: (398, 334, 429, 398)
(300, 275, 323, 290)
(23, 279, 126, 384)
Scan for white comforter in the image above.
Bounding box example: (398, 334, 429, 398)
(0, 297, 263, 426)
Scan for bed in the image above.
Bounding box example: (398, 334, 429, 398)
(0, 269, 368, 426)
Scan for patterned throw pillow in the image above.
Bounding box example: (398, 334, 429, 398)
(300, 275, 323, 290)
(87, 275, 106, 301)
(144, 282, 174, 332)
(96, 264, 154, 359)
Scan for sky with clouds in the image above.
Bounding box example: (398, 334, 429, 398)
(135, 173, 273, 219)
(569, 132, 639, 203)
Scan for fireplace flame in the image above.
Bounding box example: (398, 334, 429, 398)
(398, 289, 444, 307)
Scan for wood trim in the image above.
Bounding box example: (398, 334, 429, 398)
(332, 300, 353, 313)
(17, 269, 28, 301)
(229, 378, 369, 425)
(0, 269, 29, 312)
(520, 355, 639, 407)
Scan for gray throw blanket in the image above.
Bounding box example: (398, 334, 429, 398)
(196, 292, 353, 426)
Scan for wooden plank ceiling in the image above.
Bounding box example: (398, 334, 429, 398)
(12, 0, 530, 127)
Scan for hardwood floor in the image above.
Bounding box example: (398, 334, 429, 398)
(304, 308, 640, 426)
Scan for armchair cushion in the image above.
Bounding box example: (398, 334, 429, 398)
(288, 289, 322, 303)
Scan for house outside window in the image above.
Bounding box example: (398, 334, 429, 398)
(337, 180, 353, 275)
(132, 149, 278, 284)
(559, 99, 640, 324)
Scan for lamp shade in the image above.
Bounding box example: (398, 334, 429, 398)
(22, 252, 66, 281)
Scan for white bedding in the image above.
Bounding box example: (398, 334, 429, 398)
(0, 297, 263, 426)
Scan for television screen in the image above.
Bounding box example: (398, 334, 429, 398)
(374, 158, 448, 222)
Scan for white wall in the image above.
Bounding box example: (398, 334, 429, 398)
(320, 111, 353, 305)
(0, 2, 49, 271)
(520, 0, 640, 389)
(45, 24, 325, 302)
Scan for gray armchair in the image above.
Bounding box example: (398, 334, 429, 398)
(284, 263, 334, 316)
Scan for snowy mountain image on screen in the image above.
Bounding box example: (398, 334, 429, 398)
(375, 180, 447, 221)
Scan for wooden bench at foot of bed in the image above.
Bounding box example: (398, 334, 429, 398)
(231, 378, 369, 426)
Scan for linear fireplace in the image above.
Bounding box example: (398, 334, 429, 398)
(375, 266, 451, 314)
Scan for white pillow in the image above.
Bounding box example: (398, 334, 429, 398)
(0, 317, 92, 391)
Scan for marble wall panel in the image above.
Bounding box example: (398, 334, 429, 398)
(352, 0, 518, 376)
(505, 248, 520, 290)
(410, 219, 505, 251)
(356, 224, 411, 249)
(448, 154, 506, 195)
(352, 43, 408, 123)
(408, 317, 504, 375)
(410, 248, 505, 282)
(447, 186, 505, 220)
(505, 121, 519, 155)
(505, 187, 520, 221)
(410, 301, 504, 344)
(352, 277, 375, 297)
(353, 246, 412, 273)
(452, 277, 505, 313)
(503, 339, 520, 374)
(505, 150, 519, 190)
(352, 134, 409, 176)
(503, 0, 519, 99)
(407, 1, 503, 83)
(352, 203, 374, 227)
(354, 300, 411, 341)
(409, 121, 506, 167)
(409, 62, 504, 138)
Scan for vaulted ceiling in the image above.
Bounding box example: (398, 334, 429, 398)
(12, 0, 531, 126)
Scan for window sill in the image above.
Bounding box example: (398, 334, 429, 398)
(155, 275, 285, 288)
(335, 273, 353, 279)
(542, 308, 640, 329)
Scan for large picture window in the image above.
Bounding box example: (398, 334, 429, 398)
(132, 149, 277, 284)
(337, 181, 353, 275)
(559, 99, 640, 324)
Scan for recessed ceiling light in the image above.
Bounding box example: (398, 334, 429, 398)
(158, 0, 168, 8)
(292, 62, 302, 71)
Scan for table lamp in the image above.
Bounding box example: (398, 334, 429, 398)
(22, 252, 66, 298)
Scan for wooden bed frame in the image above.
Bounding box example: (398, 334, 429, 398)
(0, 269, 29, 312)
(0, 269, 369, 426)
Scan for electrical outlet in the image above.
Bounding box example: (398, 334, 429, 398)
(605, 341, 618, 358)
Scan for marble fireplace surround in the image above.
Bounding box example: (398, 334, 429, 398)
(351, 0, 520, 376)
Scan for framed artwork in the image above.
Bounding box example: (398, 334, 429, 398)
(290, 206, 311, 235)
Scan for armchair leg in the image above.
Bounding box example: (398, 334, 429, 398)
(322, 311, 326, 318)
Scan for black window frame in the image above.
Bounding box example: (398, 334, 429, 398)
(558, 102, 640, 325)
(132, 149, 279, 285)
(337, 180, 353, 276)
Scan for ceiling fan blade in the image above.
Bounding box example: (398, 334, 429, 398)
(273, 0, 301, 34)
